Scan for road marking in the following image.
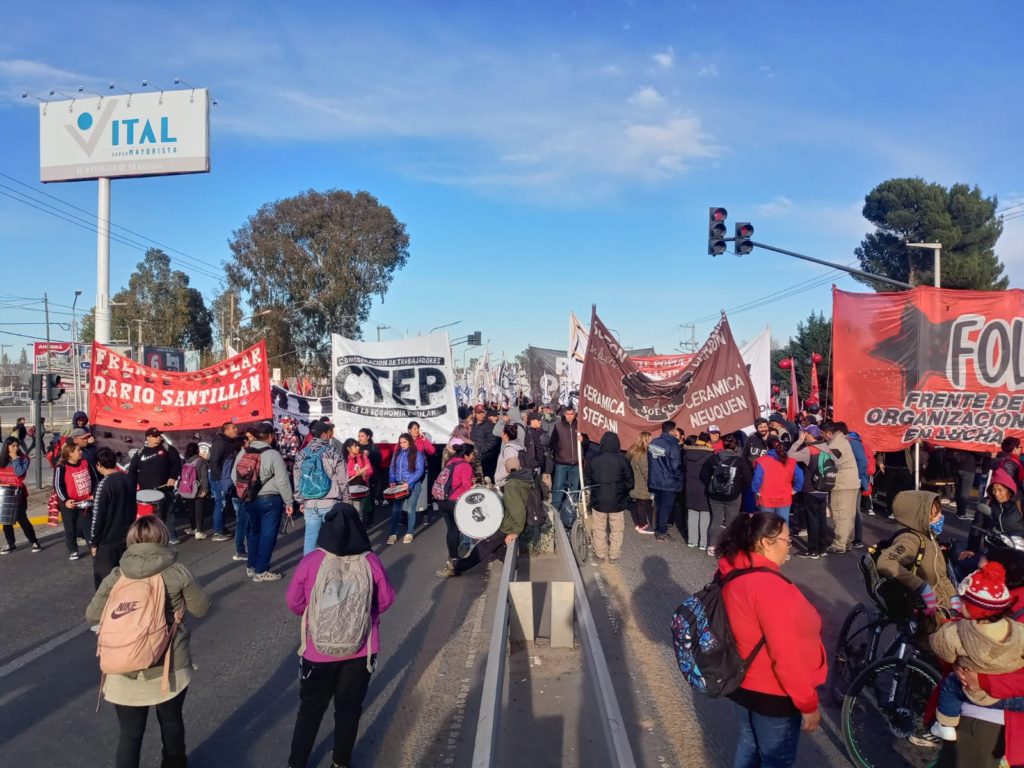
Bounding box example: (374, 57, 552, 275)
(0, 623, 89, 680)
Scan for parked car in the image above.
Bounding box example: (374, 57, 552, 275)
(0, 391, 30, 406)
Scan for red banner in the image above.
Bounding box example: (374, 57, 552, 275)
(833, 286, 1024, 452)
(629, 354, 694, 381)
(89, 341, 272, 430)
(578, 310, 759, 447)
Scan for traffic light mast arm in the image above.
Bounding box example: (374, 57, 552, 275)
(748, 240, 914, 290)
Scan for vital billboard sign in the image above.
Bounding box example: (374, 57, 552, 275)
(39, 89, 210, 182)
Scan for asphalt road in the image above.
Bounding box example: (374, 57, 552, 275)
(0, 508, 503, 768)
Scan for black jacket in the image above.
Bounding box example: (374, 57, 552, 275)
(89, 471, 137, 546)
(744, 434, 769, 468)
(950, 450, 978, 475)
(584, 432, 634, 513)
(208, 432, 236, 482)
(521, 426, 550, 473)
(549, 416, 580, 465)
(700, 448, 752, 502)
(683, 446, 714, 512)
(471, 420, 500, 460)
(128, 443, 182, 491)
(969, 497, 1024, 552)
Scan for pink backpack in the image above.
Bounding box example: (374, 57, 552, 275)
(96, 573, 183, 692)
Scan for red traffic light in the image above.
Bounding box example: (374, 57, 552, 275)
(737, 223, 754, 238)
(711, 207, 727, 222)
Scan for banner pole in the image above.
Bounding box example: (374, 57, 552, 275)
(914, 442, 921, 490)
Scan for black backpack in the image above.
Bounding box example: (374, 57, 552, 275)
(708, 456, 739, 497)
(810, 447, 838, 493)
(671, 567, 792, 698)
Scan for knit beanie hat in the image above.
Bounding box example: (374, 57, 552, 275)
(991, 468, 1018, 497)
(959, 561, 1012, 619)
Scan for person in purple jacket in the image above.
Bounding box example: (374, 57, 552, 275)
(285, 503, 395, 768)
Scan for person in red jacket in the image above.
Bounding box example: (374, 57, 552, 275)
(435, 441, 476, 570)
(952, 548, 1024, 768)
(752, 436, 803, 522)
(716, 511, 827, 767)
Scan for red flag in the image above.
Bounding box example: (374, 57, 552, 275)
(807, 359, 820, 407)
(787, 358, 799, 421)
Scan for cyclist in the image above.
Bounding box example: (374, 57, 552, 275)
(875, 490, 959, 628)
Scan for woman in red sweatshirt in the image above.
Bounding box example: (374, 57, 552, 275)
(716, 511, 827, 767)
(752, 436, 803, 523)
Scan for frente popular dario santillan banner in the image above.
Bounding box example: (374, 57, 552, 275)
(834, 286, 1024, 452)
(331, 332, 458, 443)
(89, 341, 272, 431)
(578, 309, 759, 447)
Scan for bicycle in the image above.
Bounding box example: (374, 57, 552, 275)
(836, 554, 943, 768)
(559, 485, 595, 567)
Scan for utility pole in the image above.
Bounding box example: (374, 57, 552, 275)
(0, 343, 9, 389)
(44, 293, 53, 427)
(906, 242, 943, 490)
(679, 324, 698, 353)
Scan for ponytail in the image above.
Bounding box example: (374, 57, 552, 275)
(766, 435, 788, 466)
(715, 511, 785, 563)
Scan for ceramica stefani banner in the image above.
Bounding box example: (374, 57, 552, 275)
(578, 309, 759, 446)
(331, 332, 458, 443)
(834, 286, 1024, 452)
(89, 341, 271, 430)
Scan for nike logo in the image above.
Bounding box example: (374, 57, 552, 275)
(110, 600, 140, 620)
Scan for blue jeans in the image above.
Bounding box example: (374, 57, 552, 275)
(552, 463, 581, 508)
(651, 489, 677, 534)
(389, 481, 422, 536)
(760, 506, 791, 523)
(937, 673, 967, 723)
(232, 492, 246, 555)
(733, 701, 802, 768)
(212, 477, 226, 534)
(244, 494, 283, 574)
(303, 503, 331, 556)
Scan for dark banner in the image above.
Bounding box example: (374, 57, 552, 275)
(526, 346, 565, 407)
(834, 286, 1024, 452)
(578, 309, 759, 446)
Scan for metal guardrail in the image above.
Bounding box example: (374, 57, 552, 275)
(471, 536, 518, 768)
(553, 519, 638, 768)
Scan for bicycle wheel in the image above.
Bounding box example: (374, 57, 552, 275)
(841, 656, 942, 768)
(571, 517, 589, 566)
(830, 603, 874, 706)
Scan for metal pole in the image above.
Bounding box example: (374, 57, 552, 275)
(95, 177, 112, 344)
(934, 246, 941, 289)
(72, 292, 81, 414)
(44, 293, 54, 428)
(750, 240, 914, 290)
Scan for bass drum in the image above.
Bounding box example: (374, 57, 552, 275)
(0, 485, 22, 525)
(454, 486, 504, 540)
(136, 489, 165, 519)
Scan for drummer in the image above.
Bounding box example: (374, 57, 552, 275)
(342, 438, 374, 527)
(127, 428, 182, 545)
(54, 441, 100, 560)
(436, 456, 528, 579)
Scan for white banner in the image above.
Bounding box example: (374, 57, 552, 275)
(739, 328, 772, 424)
(567, 312, 588, 407)
(40, 89, 210, 183)
(331, 332, 458, 442)
(271, 384, 332, 440)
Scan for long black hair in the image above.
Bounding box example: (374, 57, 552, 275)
(0, 436, 23, 469)
(716, 511, 786, 563)
(394, 432, 419, 473)
(766, 435, 789, 465)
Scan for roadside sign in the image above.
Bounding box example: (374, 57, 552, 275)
(80, 361, 91, 370)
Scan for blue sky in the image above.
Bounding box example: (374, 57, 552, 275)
(2, 0, 1023, 367)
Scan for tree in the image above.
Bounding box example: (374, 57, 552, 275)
(226, 189, 410, 376)
(771, 312, 832, 403)
(853, 178, 1008, 291)
(79, 248, 214, 350)
(18, 348, 28, 366)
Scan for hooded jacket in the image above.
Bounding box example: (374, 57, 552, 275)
(292, 438, 350, 505)
(648, 432, 683, 492)
(549, 416, 580, 465)
(629, 450, 651, 501)
(968, 491, 1024, 552)
(682, 445, 714, 511)
(208, 431, 237, 483)
(128, 442, 182, 492)
(700, 448, 752, 502)
(846, 432, 870, 491)
(930, 616, 1024, 705)
(718, 551, 827, 714)
(876, 490, 957, 609)
(86, 543, 210, 677)
(975, 586, 1024, 766)
(584, 432, 634, 513)
(826, 432, 861, 492)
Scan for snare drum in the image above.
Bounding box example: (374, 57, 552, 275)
(348, 484, 370, 501)
(136, 489, 165, 519)
(383, 482, 410, 501)
(0, 485, 22, 525)
(455, 486, 504, 540)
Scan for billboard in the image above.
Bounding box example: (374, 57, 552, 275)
(39, 89, 210, 182)
(141, 346, 186, 372)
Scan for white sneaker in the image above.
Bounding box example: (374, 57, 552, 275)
(930, 721, 957, 742)
(386, 535, 397, 545)
(246, 567, 255, 578)
(193, 531, 207, 540)
(403, 533, 414, 544)
(253, 571, 282, 582)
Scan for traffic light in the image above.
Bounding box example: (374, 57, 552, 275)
(467, 331, 482, 346)
(735, 222, 754, 255)
(45, 373, 63, 403)
(708, 207, 727, 256)
(30, 373, 43, 403)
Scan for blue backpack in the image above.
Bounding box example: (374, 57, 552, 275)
(299, 444, 332, 500)
(671, 567, 790, 698)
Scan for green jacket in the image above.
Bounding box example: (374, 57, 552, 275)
(86, 543, 211, 678)
(501, 474, 532, 535)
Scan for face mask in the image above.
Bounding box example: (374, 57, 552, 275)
(929, 515, 945, 536)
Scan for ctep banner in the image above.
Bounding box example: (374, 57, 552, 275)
(331, 332, 458, 443)
(578, 309, 759, 447)
(89, 341, 272, 431)
(834, 286, 1024, 452)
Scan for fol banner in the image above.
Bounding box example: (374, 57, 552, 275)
(578, 310, 759, 446)
(89, 341, 272, 430)
(834, 286, 1024, 452)
(331, 332, 458, 442)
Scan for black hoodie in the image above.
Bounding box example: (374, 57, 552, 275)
(317, 503, 372, 556)
(583, 432, 634, 512)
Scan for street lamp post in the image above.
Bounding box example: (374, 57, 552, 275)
(429, 320, 461, 335)
(72, 290, 82, 412)
(905, 241, 943, 490)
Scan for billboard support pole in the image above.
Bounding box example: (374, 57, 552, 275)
(95, 177, 112, 345)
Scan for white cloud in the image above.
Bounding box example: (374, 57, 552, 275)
(0, 58, 97, 103)
(627, 85, 664, 108)
(696, 64, 719, 78)
(997, 200, 1024, 280)
(756, 196, 794, 217)
(652, 47, 674, 69)
(600, 64, 622, 76)
(759, 64, 776, 78)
